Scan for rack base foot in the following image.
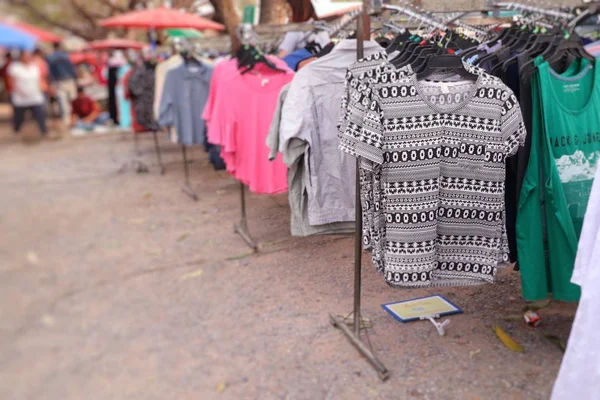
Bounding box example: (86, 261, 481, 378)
(180, 182, 198, 201)
(234, 223, 258, 252)
(329, 313, 389, 381)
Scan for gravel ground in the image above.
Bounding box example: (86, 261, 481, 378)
(0, 119, 577, 400)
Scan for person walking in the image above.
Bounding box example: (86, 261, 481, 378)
(47, 42, 77, 127)
(7, 50, 48, 137)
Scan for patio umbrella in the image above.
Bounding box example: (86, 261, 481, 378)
(86, 38, 147, 51)
(3, 20, 62, 43)
(0, 23, 37, 49)
(99, 6, 225, 31)
(166, 28, 203, 39)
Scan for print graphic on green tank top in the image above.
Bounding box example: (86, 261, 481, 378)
(539, 59, 598, 235)
(517, 58, 596, 301)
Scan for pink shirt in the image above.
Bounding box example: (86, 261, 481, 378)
(206, 59, 293, 194)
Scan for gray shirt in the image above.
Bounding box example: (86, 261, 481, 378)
(280, 39, 383, 226)
(158, 61, 213, 146)
(267, 84, 354, 236)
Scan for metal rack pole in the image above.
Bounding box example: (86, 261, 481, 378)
(234, 182, 259, 252)
(152, 130, 165, 175)
(180, 144, 199, 201)
(329, 1, 389, 381)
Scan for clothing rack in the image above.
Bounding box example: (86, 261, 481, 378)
(495, 2, 575, 20)
(180, 144, 198, 201)
(329, 0, 459, 381)
(231, 24, 260, 252)
(328, 4, 390, 381)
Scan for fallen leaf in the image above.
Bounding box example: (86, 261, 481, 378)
(216, 190, 226, 195)
(367, 387, 379, 397)
(143, 192, 152, 200)
(180, 268, 204, 280)
(469, 348, 481, 359)
(216, 381, 227, 393)
(26, 252, 39, 265)
(177, 233, 189, 242)
(493, 325, 524, 353)
(127, 218, 146, 225)
(41, 315, 55, 327)
(522, 299, 551, 312)
(544, 334, 566, 352)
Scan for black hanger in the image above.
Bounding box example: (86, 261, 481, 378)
(545, 38, 595, 70)
(417, 54, 478, 81)
(385, 30, 412, 54)
(236, 44, 287, 74)
(412, 47, 445, 73)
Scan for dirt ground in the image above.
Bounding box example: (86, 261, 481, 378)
(0, 112, 578, 400)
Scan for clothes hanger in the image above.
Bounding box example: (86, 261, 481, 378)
(417, 54, 478, 81)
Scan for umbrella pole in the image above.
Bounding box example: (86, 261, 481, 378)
(180, 144, 198, 201)
(233, 182, 258, 252)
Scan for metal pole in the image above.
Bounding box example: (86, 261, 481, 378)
(182, 145, 190, 185)
(234, 182, 258, 251)
(353, 9, 366, 338)
(152, 130, 165, 175)
(180, 144, 199, 201)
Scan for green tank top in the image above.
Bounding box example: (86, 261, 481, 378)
(537, 59, 600, 235)
(517, 58, 600, 301)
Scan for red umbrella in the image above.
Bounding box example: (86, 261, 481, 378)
(86, 38, 147, 51)
(3, 20, 62, 43)
(99, 6, 225, 31)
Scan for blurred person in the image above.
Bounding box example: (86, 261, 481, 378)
(33, 48, 49, 95)
(277, 1, 330, 57)
(1, 52, 14, 99)
(47, 42, 77, 126)
(7, 50, 47, 137)
(70, 86, 109, 132)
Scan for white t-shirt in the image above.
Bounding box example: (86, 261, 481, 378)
(8, 62, 44, 106)
(278, 31, 331, 54)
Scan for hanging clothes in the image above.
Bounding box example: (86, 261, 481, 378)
(203, 58, 238, 147)
(517, 58, 600, 301)
(154, 54, 183, 141)
(204, 58, 293, 194)
(154, 54, 183, 119)
(551, 162, 600, 400)
(107, 66, 119, 124)
(279, 40, 384, 227)
(340, 50, 413, 271)
(282, 48, 313, 71)
(116, 63, 132, 129)
(128, 61, 160, 132)
(267, 83, 355, 236)
(340, 61, 526, 288)
(158, 61, 213, 146)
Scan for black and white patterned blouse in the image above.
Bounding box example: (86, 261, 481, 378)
(339, 51, 412, 274)
(340, 63, 526, 288)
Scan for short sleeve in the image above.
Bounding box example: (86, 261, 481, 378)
(339, 86, 384, 167)
(501, 90, 526, 157)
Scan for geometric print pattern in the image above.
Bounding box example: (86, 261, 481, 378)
(340, 52, 413, 273)
(339, 58, 526, 288)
